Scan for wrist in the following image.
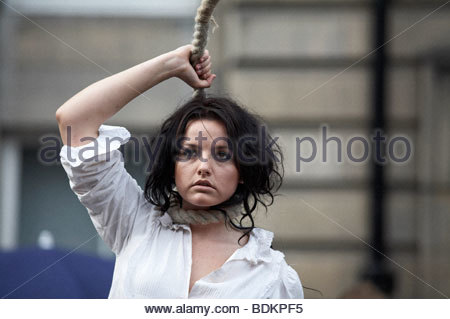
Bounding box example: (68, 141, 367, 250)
(160, 50, 187, 80)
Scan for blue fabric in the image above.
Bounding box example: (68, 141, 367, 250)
(0, 247, 114, 298)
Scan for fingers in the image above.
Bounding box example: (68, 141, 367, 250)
(202, 70, 212, 80)
(194, 52, 209, 68)
(197, 66, 211, 79)
(196, 65, 211, 79)
(197, 73, 216, 88)
(191, 49, 216, 87)
(206, 73, 216, 86)
(198, 55, 210, 69)
(194, 50, 212, 78)
(195, 60, 211, 76)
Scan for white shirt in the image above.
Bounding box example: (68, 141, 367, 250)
(60, 125, 304, 299)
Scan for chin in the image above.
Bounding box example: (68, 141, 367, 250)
(183, 195, 220, 210)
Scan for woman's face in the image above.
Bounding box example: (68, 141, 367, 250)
(174, 119, 241, 210)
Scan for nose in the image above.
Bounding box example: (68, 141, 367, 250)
(197, 167, 211, 176)
(196, 154, 212, 176)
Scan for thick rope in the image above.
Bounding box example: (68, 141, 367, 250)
(190, 0, 221, 98)
(166, 203, 243, 225)
(155, 197, 243, 225)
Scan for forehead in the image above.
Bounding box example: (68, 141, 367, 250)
(183, 119, 228, 139)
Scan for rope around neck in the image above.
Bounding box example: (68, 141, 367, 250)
(190, 0, 221, 98)
(155, 197, 243, 225)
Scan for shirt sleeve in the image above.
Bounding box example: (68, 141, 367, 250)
(59, 124, 156, 255)
(268, 262, 304, 299)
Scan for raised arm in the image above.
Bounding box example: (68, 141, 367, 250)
(55, 44, 216, 146)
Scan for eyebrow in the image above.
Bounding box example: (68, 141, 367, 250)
(214, 145, 230, 150)
(182, 142, 230, 149)
(181, 143, 198, 149)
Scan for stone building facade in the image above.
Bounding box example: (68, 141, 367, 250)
(1, 0, 449, 298)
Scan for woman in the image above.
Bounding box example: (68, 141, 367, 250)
(56, 44, 304, 298)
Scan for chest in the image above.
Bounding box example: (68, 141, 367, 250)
(189, 237, 239, 293)
(122, 225, 276, 298)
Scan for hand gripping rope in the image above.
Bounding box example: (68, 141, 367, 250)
(190, 0, 221, 98)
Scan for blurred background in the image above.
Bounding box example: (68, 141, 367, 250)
(0, 0, 449, 298)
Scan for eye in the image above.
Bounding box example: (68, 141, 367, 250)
(216, 151, 231, 161)
(177, 149, 197, 160)
(176, 149, 188, 159)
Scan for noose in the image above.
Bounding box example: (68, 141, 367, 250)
(190, 0, 221, 98)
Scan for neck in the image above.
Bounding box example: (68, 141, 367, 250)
(190, 220, 249, 246)
(190, 219, 228, 233)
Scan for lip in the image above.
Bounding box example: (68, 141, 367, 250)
(193, 180, 215, 189)
(192, 185, 215, 190)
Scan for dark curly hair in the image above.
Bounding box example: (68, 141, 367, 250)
(144, 94, 284, 244)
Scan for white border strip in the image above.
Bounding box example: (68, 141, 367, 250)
(0, 300, 449, 319)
